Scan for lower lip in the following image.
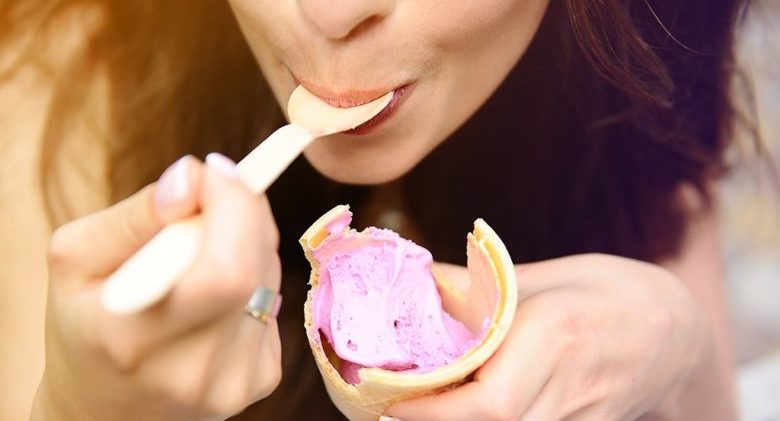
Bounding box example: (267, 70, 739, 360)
(343, 84, 413, 136)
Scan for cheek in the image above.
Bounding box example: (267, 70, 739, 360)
(226, 1, 296, 104)
(422, 0, 549, 53)
(224, 0, 550, 185)
(417, 0, 550, 138)
(226, 2, 278, 57)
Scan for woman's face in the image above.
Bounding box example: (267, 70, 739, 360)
(227, 0, 550, 184)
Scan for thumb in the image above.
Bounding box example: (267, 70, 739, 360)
(49, 156, 202, 279)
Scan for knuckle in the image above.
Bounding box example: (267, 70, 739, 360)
(263, 252, 283, 288)
(264, 218, 280, 250)
(254, 360, 283, 400)
(270, 363, 282, 390)
(642, 270, 682, 336)
(173, 374, 210, 409)
(481, 395, 517, 421)
(109, 349, 142, 373)
(257, 196, 278, 240)
(563, 373, 611, 415)
(650, 302, 675, 336)
(159, 356, 214, 409)
(220, 258, 252, 289)
(250, 335, 283, 402)
(203, 374, 273, 417)
(202, 256, 256, 302)
(116, 196, 148, 244)
(520, 299, 585, 359)
(100, 335, 144, 373)
(256, 224, 279, 254)
(541, 306, 582, 353)
(263, 225, 280, 251)
(204, 390, 250, 417)
(223, 261, 256, 298)
(48, 222, 78, 267)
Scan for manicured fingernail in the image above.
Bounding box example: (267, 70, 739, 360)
(379, 417, 403, 421)
(155, 156, 192, 209)
(205, 152, 239, 179)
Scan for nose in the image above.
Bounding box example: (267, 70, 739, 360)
(296, 0, 395, 40)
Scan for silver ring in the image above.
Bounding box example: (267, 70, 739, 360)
(244, 287, 282, 324)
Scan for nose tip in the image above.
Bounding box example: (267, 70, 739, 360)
(297, 0, 395, 40)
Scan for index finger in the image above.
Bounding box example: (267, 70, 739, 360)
(48, 156, 201, 281)
(71, 160, 280, 365)
(167, 158, 281, 324)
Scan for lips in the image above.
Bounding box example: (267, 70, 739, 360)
(294, 78, 414, 135)
(299, 82, 396, 108)
(344, 84, 412, 135)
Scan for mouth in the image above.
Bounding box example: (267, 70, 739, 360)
(295, 79, 415, 136)
(344, 84, 412, 135)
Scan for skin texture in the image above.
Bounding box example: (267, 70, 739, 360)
(0, 26, 109, 420)
(387, 246, 735, 420)
(1, 1, 735, 420)
(223, 2, 736, 418)
(226, 0, 550, 184)
(31, 157, 283, 421)
(222, 0, 733, 420)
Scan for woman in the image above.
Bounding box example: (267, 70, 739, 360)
(0, 0, 744, 419)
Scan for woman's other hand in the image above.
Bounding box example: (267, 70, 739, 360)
(31, 154, 282, 421)
(386, 254, 711, 420)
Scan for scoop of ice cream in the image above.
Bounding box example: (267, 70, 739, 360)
(301, 205, 518, 421)
(311, 217, 479, 384)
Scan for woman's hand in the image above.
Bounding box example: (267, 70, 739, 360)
(31, 154, 282, 421)
(385, 254, 709, 420)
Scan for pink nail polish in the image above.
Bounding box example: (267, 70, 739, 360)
(155, 156, 192, 209)
(205, 152, 239, 179)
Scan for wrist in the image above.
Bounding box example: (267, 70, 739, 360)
(31, 373, 173, 421)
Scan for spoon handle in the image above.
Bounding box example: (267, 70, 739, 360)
(101, 124, 317, 314)
(236, 124, 319, 193)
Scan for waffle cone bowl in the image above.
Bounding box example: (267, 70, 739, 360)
(300, 205, 518, 421)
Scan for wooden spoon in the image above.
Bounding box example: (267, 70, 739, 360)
(101, 86, 393, 314)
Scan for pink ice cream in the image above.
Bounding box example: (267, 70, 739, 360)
(311, 213, 479, 384)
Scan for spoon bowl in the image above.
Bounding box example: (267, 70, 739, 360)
(288, 85, 393, 134)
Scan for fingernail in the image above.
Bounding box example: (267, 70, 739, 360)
(205, 152, 239, 179)
(155, 156, 192, 209)
(379, 417, 403, 421)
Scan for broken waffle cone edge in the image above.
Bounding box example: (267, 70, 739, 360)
(300, 205, 518, 421)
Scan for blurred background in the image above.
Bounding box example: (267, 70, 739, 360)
(725, 0, 780, 419)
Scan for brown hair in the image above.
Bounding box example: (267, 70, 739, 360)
(1, 0, 750, 419)
(1, 0, 278, 224)
(397, 0, 749, 265)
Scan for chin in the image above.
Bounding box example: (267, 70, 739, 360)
(303, 144, 426, 185)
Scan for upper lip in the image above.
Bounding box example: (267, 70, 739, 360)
(297, 79, 401, 108)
